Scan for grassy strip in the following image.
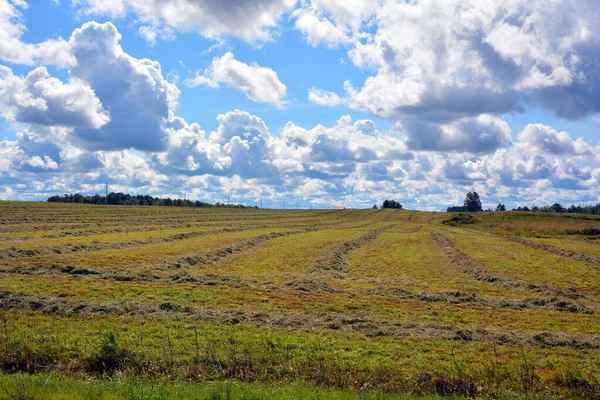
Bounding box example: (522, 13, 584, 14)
(0, 313, 599, 398)
(0, 373, 453, 400)
(2, 290, 600, 346)
(443, 232, 600, 299)
(504, 236, 600, 268)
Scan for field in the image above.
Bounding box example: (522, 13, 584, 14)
(0, 202, 599, 399)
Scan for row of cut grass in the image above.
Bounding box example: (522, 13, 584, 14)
(1, 273, 598, 334)
(447, 232, 600, 298)
(2, 228, 293, 269)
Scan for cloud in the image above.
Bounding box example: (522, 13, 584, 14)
(0, 0, 74, 67)
(0, 4, 598, 209)
(156, 110, 280, 181)
(308, 87, 345, 106)
(3, 106, 599, 209)
(0, 65, 109, 129)
(186, 52, 287, 108)
(24, 155, 58, 170)
(138, 25, 175, 46)
(0, 139, 25, 172)
(77, 0, 297, 44)
(517, 124, 597, 159)
(293, 7, 349, 47)
(293, 0, 379, 47)
(279, 115, 412, 177)
(67, 21, 180, 151)
(404, 115, 512, 154)
(308, 0, 600, 128)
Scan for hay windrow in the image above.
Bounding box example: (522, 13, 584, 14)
(309, 226, 394, 274)
(504, 235, 600, 268)
(169, 229, 315, 268)
(0, 226, 258, 259)
(430, 232, 591, 301)
(1, 290, 598, 349)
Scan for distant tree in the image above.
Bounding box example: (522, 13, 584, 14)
(463, 192, 483, 212)
(550, 203, 565, 213)
(382, 200, 403, 209)
(372, 204, 378, 209)
(531, 205, 540, 212)
(496, 203, 506, 212)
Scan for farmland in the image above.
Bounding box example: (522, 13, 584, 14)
(0, 202, 599, 399)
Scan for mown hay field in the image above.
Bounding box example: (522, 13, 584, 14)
(0, 201, 599, 399)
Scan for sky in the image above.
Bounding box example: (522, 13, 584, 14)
(0, 0, 599, 210)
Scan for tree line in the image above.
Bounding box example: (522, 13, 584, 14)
(447, 192, 600, 215)
(507, 203, 600, 214)
(47, 193, 256, 208)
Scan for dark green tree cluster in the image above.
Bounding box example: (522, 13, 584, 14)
(382, 199, 403, 209)
(447, 192, 483, 212)
(511, 203, 600, 214)
(47, 193, 256, 208)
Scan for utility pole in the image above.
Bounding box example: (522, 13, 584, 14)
(260, 200, 262, 209)
(105, 183, 108, 205)
(227, 195, 230, 206)
(283, 200, 285, 209)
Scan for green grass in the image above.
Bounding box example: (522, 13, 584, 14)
(447, 232, 600, 298)
(1, 313, 598, 398)
(0, 373, 466, 400)
(200, 229, 366, 281)
(2, 228, 293, 270)
(0, 203, 599, 398)
(528, 237, 600, 257)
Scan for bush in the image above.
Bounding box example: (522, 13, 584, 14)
(85, 330, 131, 375)
(381, 200, 402, 209)
(441, 213, 479, 226)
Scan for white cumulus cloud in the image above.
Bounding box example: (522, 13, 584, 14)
(0, 65, 109, 129)
(517, 124, 597, 159)
(0, 0, 74, 67)
(77, 0, 297, 44)
(186, 52, 287, 109)
(307, 87, 345, 107)
(67, 21, 180, 151)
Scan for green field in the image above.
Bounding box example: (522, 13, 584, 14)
(0, 202, 599, 399)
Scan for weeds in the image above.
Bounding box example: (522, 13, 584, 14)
(85, 329, 132, 375)
(515, 345, 540, 394)
(2, 374, 35, 400)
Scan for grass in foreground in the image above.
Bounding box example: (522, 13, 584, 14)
(0, 373, 471, 400)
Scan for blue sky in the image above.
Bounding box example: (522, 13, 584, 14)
(0, 0, 599, 209)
